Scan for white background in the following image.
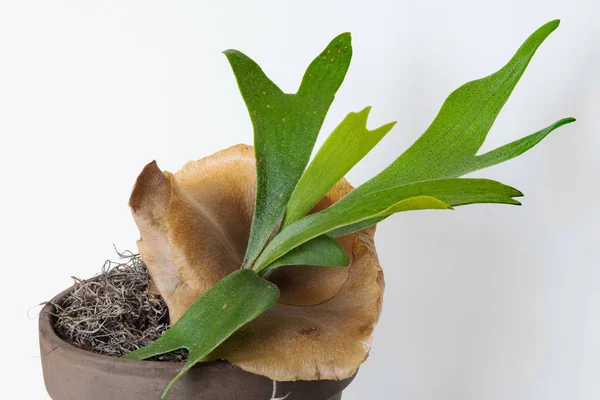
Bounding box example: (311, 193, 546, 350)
(1, 1, 598, 399)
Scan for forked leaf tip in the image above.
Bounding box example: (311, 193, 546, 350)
(161, 373, 181, 398)
(507, 187, 524, 199)
(361, 105, 372, 115)
(162, 361, 195, 398)
(384, 120, 398, 129)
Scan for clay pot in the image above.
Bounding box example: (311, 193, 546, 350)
(39, 286, 356, 400)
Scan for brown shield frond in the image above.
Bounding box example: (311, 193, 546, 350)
(129, 145, 384, 380)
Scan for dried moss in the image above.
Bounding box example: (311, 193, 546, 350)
(50, 250, 187, 362)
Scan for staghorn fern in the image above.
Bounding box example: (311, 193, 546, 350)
(123, 20, 574, 397)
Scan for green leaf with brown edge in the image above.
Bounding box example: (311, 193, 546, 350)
(282, 106, 396, 228)
(122, 269, 279, 398)
(261, 234, 349, 273)
(343, 20, 574, 202)
(224, 33, 352, 269)
(253, 178, 522, 272)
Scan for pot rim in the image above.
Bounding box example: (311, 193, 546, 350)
(40, 283, 357, 400)
(39, 284, 226, 373)
(40, 283, 358, 384)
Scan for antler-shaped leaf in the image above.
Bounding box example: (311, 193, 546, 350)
(123, 269, 279, 398)
(224, 33, 352, 268)
(348, 20, 572, 198)
(272, 107, 395, 271)
(325, 20, 573, 236)
(283, 106, 396, 227)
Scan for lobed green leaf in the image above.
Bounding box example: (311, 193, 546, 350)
(283, 106, 396, 227)
(224, 33, 352, 268)
(122, 270, 279, 398)
(344, 20, 573, 202)
(322, 20, 574, 238)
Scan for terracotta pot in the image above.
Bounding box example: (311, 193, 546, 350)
(39, 286, 357, 400)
